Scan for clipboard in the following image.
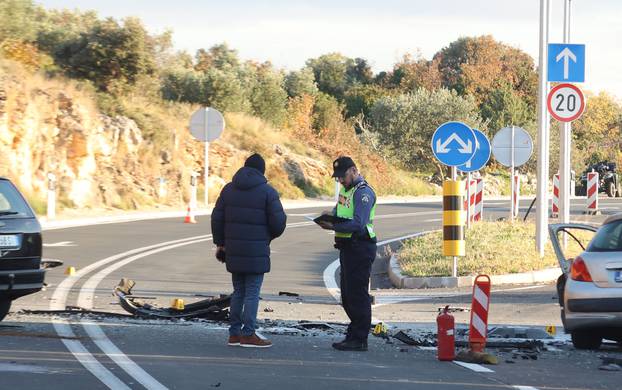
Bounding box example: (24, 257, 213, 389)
(312, 214, 349, 230)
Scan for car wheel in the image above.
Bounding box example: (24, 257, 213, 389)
(606, 181, 616, 197)
(571, 330, 602, 350)
(0, 299, 11, 322)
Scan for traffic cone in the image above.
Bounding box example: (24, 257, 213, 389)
(184, 205, 197, 224)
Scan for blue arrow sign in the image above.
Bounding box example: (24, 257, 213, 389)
(431, 122, 476, 166)
(458, 129, 490, 172)
(548, 43, 585, 83)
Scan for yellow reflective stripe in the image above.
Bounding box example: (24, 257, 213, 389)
(443, 180, 465, 196)
(442, 240, 465, 257)
(443, 210, 465, 226)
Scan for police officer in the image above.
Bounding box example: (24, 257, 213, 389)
(321, 156, 377, 351)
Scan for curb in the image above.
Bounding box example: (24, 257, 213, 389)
(388, 253, 561, 289)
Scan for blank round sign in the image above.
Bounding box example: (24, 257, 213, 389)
(491, 126, 533, 167)
(189, 107, 225, 142)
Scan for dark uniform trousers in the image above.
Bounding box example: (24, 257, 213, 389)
(338, 239, 377, 341)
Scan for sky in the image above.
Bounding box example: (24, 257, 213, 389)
(37, 0, 622, 99)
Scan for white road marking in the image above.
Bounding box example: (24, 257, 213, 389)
(51, 234, 211, 389)
(43, 241, 76, 247)
(322, 231, 434, 303)
(77, 238, 210, 390)
(513, 386, 540, 390)
(453, 361, 494, 373)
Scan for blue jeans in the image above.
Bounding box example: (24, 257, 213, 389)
(229, 273, 264, 337)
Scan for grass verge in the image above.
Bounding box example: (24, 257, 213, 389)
(398, 220, 593, 277)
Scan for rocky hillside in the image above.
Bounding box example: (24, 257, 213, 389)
(0, 61, 346, 212)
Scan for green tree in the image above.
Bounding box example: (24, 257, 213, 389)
(284, 67, 318, 98)
(368, 88, 481, 175)
(250, 62, 288, 125)
(435, 35, 537, 107)
(313, 92, 344, 131)
(0, 0, 38, 43)
(306, 53, 354, 101)
(347, 57, 374, 85)
(572, 92, 622, 170)
(54, 17, 157, 92)
(344, 83, 387, 118)
(202, 65, 251, 112)
(195, 43, 239, 72)
(480, 84, 535, 132)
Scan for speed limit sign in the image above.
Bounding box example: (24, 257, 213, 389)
(547, 83, 585, 122)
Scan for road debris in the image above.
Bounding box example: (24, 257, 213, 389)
(278, 291, 300, 297)
(114, 278, 231, 320)
(599, 363, 621, 372)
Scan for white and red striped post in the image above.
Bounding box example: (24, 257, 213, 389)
(551, 173, 560, 218)
(464, 177, 477, 226)
(469, 275, 491, 353)
(473, 178, 484, 222)
(586, 171, 599, 215)
(511, 173, 520, 219)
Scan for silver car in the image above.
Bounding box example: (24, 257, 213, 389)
(549, 214, 622, 350)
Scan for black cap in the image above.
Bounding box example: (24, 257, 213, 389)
(332, 156, 356, 178)
(244, 153, 265, 174)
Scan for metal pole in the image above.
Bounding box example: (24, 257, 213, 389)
(205, 140, 209, 208)
(452, 166, 458, 278)
(511, 126, 516, 221)
(536, 0, 551, 257)
(466, 172, 472, 228)
(204, 108, 209, 208)
(560, 0, 572, 248)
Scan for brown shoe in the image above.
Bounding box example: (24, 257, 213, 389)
(240, 333, 272, 348)
(228, 335, 241, 346)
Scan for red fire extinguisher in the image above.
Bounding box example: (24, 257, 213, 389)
(437, 305, 455, 361)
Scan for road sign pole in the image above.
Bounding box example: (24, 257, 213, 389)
(536, 0, 551, 257)
(451, 166, 458, 278)
(466, 172, 471, 228)
(559, 0, 572, 247)
(510, 126, 516, 221)
(203, 108, 209, 208)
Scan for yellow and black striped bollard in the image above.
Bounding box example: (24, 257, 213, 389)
(442, 180, 465, 257)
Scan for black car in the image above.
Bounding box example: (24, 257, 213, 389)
(0, 177, 45, 321)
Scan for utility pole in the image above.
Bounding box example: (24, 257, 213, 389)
(536, 0, 551, 256)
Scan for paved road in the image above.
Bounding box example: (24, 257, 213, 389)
(2, 197, 622, 389)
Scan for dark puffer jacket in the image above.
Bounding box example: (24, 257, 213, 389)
(211, 167, 287, 274)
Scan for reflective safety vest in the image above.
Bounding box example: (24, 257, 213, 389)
(335, 180, 376, 239)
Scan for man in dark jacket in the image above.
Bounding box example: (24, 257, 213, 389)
(211, 153, 286, 348)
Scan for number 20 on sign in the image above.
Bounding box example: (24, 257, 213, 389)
(547, 83, 585, 122)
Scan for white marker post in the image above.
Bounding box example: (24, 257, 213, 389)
(46, 173, 56, 220)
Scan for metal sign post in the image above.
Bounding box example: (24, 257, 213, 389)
(47, 173, 56, 220)
(189, 107, 225, 208)
(560, 0, 572, 243)
(491, 126, 533, 222)
(536, 0, 551, 257)
(510, 126, 515, 222)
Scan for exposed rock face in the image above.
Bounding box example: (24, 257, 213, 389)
(0, 72, 174, 209)
(0, 68, 333, 211)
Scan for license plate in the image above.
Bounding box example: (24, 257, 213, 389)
(0, 235, 19, 248)
(615, 271, 622, 283)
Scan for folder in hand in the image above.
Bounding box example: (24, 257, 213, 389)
(312, 214, 349, 230)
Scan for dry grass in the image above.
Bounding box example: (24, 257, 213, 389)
(398, 221, 594, 277)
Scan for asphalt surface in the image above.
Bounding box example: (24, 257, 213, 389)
(2, 196, 622, 389)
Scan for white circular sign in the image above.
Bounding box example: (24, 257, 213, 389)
(189, 107, 225, 142)
(547, 83, 585, 122)
(491, 126, 533, 167)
